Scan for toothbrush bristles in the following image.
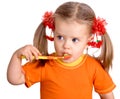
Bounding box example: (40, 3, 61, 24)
(63, 54, 71, 59)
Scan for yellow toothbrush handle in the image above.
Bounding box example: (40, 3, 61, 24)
(21, 55, 63, 60)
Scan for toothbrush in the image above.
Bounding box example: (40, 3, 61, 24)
(22, 54, 71, 60)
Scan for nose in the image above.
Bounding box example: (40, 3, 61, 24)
(63, 40, 71, 49)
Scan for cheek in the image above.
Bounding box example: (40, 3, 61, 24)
(75, 42, 87, 51)
(73, 47, 85, 56)
(54, 38, 63, 47)
(54, 41, 61, 51)
(54, 42, 57, 49)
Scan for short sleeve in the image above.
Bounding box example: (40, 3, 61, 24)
(93, 64, 116, 94)
(22, 60, 43, 88)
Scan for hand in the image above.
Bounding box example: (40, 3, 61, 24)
(15, 44, 41, 61)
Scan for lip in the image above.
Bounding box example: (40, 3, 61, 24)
(63, 53, 71, 60)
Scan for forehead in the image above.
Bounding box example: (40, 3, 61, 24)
(55, 17, 90, 37)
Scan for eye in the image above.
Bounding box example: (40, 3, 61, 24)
(72, 38, 79, 42)
(57, 35, 64, 40)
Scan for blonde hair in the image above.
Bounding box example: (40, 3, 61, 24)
(33, 1, 113, 71)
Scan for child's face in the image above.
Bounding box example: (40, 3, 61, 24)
(54, 18, 91, 63)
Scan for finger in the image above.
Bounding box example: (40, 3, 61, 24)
(31, 46, 42, 60)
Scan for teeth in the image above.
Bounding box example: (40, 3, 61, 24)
(63, 54, 71, 59)
(64, 53, 69, 56)
(64, 54, 68, 56)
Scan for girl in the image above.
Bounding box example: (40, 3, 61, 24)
(7, 1, 115, 99)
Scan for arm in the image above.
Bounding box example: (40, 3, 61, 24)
(7, 45, 41, 85)
(99, 92, 115, 99)
(7, 52, 25, 85)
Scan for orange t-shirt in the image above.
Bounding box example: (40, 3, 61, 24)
(22, 54, 115, 99)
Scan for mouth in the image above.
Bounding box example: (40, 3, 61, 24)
(63, 53, 71, 60)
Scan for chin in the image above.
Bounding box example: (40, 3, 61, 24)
(62, 59, 74, 63)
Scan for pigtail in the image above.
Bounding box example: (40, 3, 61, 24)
(97, 33, 113, 72)
(33, 11, 54, 54)
(87, 17, 113, 72)
(33, 22, 48, 55)
(33, 12, 54, 65)
(33, 22, 48, 65)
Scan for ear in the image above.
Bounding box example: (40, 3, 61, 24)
(88, 34, 94, 42)
(85, 35, 94, 48)
(84, 35, 93, 49)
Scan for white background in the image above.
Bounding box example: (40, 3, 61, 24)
(0, 0, 120, 99)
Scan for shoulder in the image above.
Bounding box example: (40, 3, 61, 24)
(23, 60, 40, 67)
(85, 54, 102, 67)
(22, 60, 48, 69)
(83, 54, 105, 76)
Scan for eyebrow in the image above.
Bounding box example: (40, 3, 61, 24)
(54, 31, 65, 36)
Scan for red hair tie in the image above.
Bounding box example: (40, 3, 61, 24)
(42, 11, 55, 30)
(42, 11, 55, 41)
(88, 17, 107, 48)
(45, 35, 54, 41)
